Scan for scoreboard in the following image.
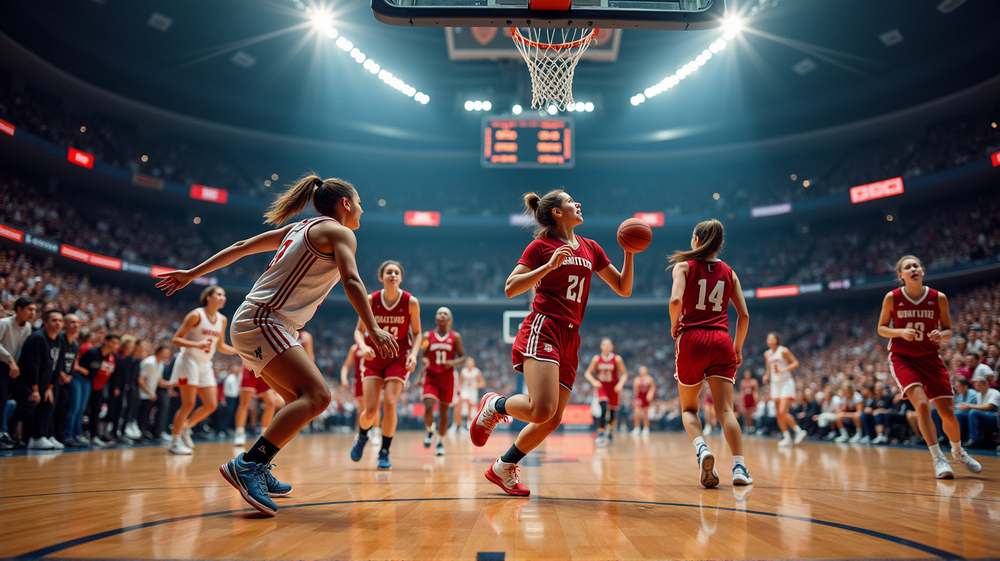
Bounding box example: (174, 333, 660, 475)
(482, 118, 574, 168)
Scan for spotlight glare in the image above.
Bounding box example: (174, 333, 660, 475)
(512, 104, 523, 115)
(310, 11, 333, 30)
(473, 100, 483, 111)
(547, 105, 558, 115)
(483, 100, 492, 111)
(723, 15, 742, 35)
(324, 28, 338, 39)
(585, 102, 594, 112)
(465, 100, 474, 111)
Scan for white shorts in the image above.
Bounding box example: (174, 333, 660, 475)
(771, 377, 796, 400)
(459, 388, 478, 403)
(170, 351, 216, 387)
(231, 301, 300, 375)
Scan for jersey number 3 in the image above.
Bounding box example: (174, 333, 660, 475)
(695, 279, 725, 312)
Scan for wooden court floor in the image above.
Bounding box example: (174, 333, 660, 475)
(1, 430, 997, 560)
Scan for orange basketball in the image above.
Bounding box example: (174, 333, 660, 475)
(617, 218, 652, 253)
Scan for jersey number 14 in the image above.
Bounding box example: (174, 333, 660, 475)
(695, 279, 725, 312)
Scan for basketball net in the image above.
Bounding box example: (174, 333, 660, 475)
(511, 27, 599, 111)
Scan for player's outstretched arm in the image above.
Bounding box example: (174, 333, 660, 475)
(156, 225, 293, 295)
(595, 250, 634, 297)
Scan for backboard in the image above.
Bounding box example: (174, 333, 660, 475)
(502, 310, 531, 344)
(446, 26, 621, 61)
(372, 0, 724, 30)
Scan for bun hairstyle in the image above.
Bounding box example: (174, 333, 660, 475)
(199, 285, 222, 307)
(264, 173, 357, 226)
(523, 189, 566, 239)
(669, 219, 725, 265)
(894, 255, 923, 284)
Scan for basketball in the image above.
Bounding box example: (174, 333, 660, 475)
(617, 218, 652, 253)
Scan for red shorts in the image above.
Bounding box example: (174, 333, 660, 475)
(422, 368, 455, 404)
(353, 369, 363, 398)
(634, 395, 650, 409)
(240, 367, 271, 395)
(889, 352, 954, 401)
(597, 382, 620, 409)
(742, 394, 756, 411)
(512, 311, 581, 391)
(361, 352, 409, 382)
(674, 329, 737, 387)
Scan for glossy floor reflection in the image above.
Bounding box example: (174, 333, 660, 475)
(1, 431, 997, 559)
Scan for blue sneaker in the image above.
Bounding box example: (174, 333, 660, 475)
(377, 449, 392, 470)
(350, 434, 368, 462)
(220, 454, 278, 516)
(696, 444, 719, 488)
(265, 464, 293, 497)
(732, 464, 753, 486)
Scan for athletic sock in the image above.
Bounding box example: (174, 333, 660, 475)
(381, 436, 393, 452)
(733, 455, 745, 467)
(949, 441, 963, 455)
(495, 396, 508, 415)
(500, 444, 526, 465)
(244, 436, 280, 464)
(693, 436, 706, 453)
(359, 427, 369, 439)
(783, 430, 792, 439)
(928, 443, 942, 460)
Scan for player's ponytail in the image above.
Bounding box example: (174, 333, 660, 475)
(668, 219, 725, 265)
(264, 173, 356, 226)
(523, 189, 564, 239)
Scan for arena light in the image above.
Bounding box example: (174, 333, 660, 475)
(465, 100, 493, 112)
(631, 19, 738, 105)
(306, 9, 428, 104)
(511, 104, 523, 115)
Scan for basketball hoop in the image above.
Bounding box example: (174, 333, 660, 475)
(511, 27, 599, 111)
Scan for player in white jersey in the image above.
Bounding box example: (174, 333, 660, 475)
(763, 332, 806, 446)
(166, 285, 237, 455)
(457, 357, 485, 431)
(157, 174, 397, 517)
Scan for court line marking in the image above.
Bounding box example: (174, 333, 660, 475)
(15, 496, 963, 559)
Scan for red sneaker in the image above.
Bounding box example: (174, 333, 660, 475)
(484, 458, 530, 496)
(470, 392, 508, 447)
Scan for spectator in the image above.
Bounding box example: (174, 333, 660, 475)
(794, 388, 821, 436)
(52, 312, 81, 445)
(869, 382, 894, 444)
(76, 333, 119, 446)
(0, 296, 36, 448)
(11, 309, 64, 449)
(967, 352, 994, 384)
(136, 345, 170, 440)
(958, 372, 1000, 449)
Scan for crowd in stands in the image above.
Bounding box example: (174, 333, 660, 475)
(1, 69, 999, 214)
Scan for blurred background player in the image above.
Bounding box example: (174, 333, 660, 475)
(583, 338, 628, 445)
(416, 307, 465, 455)
(352, 260, 422, 470)
(233, 362, 283, 447)
(631, 365, 656, 436)
(763, 332, 807, 446)
(738, 370, 757, 434)
(457, 357, 485, 432)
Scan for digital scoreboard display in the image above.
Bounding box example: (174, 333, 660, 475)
(482, 118, 574, 168)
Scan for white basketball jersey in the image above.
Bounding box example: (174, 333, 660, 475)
(460, 367, 480, 392)
(179, 307, 224, 362)
(246, 217, 342, 330)
(766, 345, 792, 383)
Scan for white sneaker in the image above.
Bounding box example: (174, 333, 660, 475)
(793, 426, 807, 444)
(435, 442, 445, 456)
(180, 427, 195, 449)
(166, 440, 193, 455)
(697, 445, 719, 488)
(952, 448, 982, 474)
(27, 437, 55, 450)
(159, 432, 172, 443)
(91, 436, 108, 447)
(124, 422, 141, 440)
(849, 432, 863, 443)
(732, 464, 753, 486)
(641, 427, 650, 437)
(46, 437, 65, 450)
(872, 434, 887, 445)
(777, 434, 792, 447)
(859, 436, 872, 445)
(595, 434, 607, 447)
(834, 432, 850, 443)
(233, 429, 246, 446)
(933, 454, 954, 479)
(704, 425, 713, 436)
(423, 431, 434, 448)
(371, 429, 382, 448)
(631, 427, 640, 436)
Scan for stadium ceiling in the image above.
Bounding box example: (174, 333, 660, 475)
(0, 0, 998, 152)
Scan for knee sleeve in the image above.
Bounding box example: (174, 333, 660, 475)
(597, 402, 608, 429)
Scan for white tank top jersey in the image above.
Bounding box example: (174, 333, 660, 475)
(460, 367, 480, 392)
(766, 345, 792, 383)
(246, 217, 342, 330)
(179, 307, 224, 362)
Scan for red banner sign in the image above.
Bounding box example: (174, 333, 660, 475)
(850, 177, 904, 204)
(59, 244, 122, 270)
(190, 184, 229, 204)
(150, 266, 174, 278)
(404, 211, 441, 227)
(0, 119, 14, 137)
(992, 151, 1000, 167)
(634, 212, 665, 227)
(67, 148, 94, 169)
(756, 285, 800, 299)
(0, 224, 23, 242)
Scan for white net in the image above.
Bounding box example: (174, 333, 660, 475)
(511, 27, 599, 111)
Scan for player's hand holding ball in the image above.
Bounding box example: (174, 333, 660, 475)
(617, 218, 652, 253)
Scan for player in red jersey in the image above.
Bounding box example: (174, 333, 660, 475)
(471, 190, 634, 496)
(233, 363, 281, 447)
(669, 219, 752, 488)
(631, 366, 656, 436)
(583, 338, 628, 446)
(351, 260, 422, 469)
(415, 307, 466, 456)
(877, 255, 981, 478)
(738, 370, 758, 434)
(340, 343, 374, 430)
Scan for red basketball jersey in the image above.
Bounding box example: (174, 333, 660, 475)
(518, 236, 611, 329)
(425, 329, 457, 374)
(680, 259, 734, 332)
(888, 287, 941, 357)
(637, 377, 653, 400)
(595, 353, 619, 384)
(365, 289, 412, 353)
(353, 346, 364, 380)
